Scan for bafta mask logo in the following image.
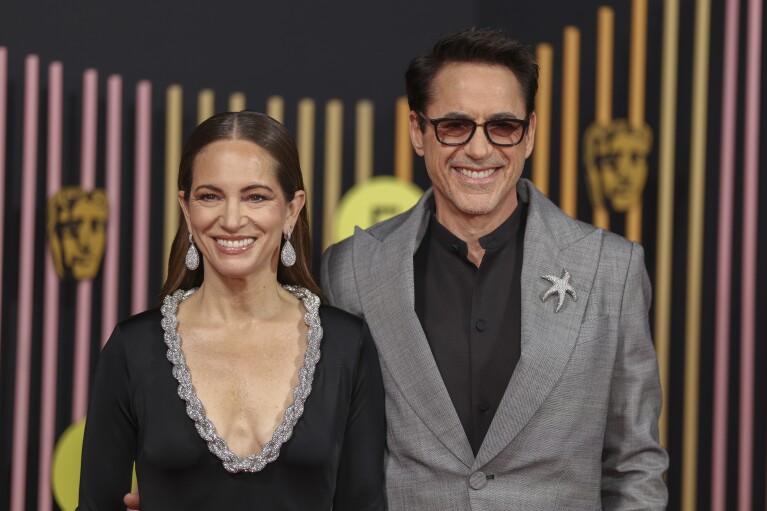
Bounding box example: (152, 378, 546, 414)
(583, 119, 653, 212)
(47, 187, 109, 280)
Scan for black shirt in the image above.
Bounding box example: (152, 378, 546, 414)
(414, 203, 526, 455)
(78, 305, 385, 510)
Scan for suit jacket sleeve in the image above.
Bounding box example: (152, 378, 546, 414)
(321, 241, 364, 317)
(320, 244, 338, 306)
(601, 242, 669, 509)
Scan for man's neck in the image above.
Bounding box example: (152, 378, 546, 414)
(433, 198, 518, 267)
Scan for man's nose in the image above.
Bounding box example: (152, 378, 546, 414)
(463, 128, 495, 160)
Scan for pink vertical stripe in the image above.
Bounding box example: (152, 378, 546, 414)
(711, 0, 740, 509)
(10, 53, 39, 511)
(0, 47, 7, 358)
(102, 75, 123, 346)
(72, 69, 99, 421)
(132, 81, 151, 314)
(37, 61, 63, 511)
(738, 0, 762, 509)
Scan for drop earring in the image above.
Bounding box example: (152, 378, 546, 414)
(185, 233, 200, 270)
(280, 230, 296, 267)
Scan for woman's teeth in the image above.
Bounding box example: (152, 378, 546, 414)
(216, 238, 255, 248)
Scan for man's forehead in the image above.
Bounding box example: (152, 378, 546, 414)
(427, 62, 525, 115)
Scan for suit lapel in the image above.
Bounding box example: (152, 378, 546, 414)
(474, 181, 603, 469)
(353, 195, 475, 469)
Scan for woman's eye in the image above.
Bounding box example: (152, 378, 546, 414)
(246, 194, 265, 202)
(200, 193, 218, 201)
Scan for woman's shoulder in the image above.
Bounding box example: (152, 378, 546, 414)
(104, 308, 164, 354)
(318, 303, 365, 335)
(317, 303, 372, 355)
(115, 307, 163, 334)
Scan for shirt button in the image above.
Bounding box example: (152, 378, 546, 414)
(478, 400, 490, 412)
(469, 471, 487, 490)
(475, 319, 485, 332)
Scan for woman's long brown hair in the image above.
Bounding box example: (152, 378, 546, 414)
(159, 111, 323, 302)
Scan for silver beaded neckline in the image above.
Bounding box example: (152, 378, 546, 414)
(160, 285, 323, 473)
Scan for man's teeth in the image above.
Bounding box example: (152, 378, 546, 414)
(216, 238, 255, 248)
(459, 168, 495, 179)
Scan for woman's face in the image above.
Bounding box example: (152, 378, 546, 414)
(179, 139, 305, 282)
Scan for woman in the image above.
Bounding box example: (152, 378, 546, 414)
(78, 111, 385, 510)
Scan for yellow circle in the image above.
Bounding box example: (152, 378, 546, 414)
(51, 420, 138, 509)
(52, 419, 86, 511)
(334, 176, 423, 242)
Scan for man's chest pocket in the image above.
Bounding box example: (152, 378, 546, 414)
(576, 314, 610, 345)
(570, 315, 615, 374)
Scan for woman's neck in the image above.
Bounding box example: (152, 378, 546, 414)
(183, 271, 295, 324)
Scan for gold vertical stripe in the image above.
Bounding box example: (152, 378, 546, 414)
(560, 27, 580, 218)
(596, 7, 614, 122)
(355, 100, 374, 184)
(626, 0, 648, 242)
(267, 95, 285, 123)
(655, 0, 680, 450)
(533, 44, 553, 196)
(163, 85, 182, 281)
(228, 92, 246, 112)
(297, 99, 315, 225)
(394, 97, 413, 182)
(593, 7, 614, 230)
(197, 88, 214, 124)
(682, 0, 711, 509)
(323, 100, 343, 250)
(628, 0, 648, 129)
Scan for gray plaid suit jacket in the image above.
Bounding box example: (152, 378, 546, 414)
(321, 179, 668, 510)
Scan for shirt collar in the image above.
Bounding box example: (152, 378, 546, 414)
(429, 198, 524, 257)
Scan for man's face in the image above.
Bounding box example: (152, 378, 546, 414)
(409, 62, 536, 227)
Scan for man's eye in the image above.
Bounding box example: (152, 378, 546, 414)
(440, 120, 473, 132)
(488, 120, 522, 136)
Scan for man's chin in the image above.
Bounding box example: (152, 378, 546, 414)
(451, 196, 502, 217)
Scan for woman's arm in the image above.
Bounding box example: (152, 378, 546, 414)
(333, 323, 386, 511)
(77, 325, 138, 510)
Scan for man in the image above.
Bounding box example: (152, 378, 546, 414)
(125, 27, 667, 511)
(321, 28, 668, 509)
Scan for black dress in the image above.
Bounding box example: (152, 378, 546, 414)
(77, 303, 385, 511)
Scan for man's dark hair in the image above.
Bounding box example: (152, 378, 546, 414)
(405, 27, 539, 128)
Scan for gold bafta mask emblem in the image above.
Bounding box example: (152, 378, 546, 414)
(583, 119, 653, 212)
(47, 187, 109, 280)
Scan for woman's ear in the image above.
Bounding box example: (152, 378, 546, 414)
(178, 191, 192, 233)
(286, 190, 306, 232)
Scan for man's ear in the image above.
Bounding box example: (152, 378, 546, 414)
(409, 111, 425, 157)
(524, 111, 537, 159)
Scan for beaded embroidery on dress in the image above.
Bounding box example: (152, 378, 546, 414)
(160, 285, 323, 473)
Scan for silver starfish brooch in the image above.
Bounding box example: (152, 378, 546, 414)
(541, 269, 577, 313)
